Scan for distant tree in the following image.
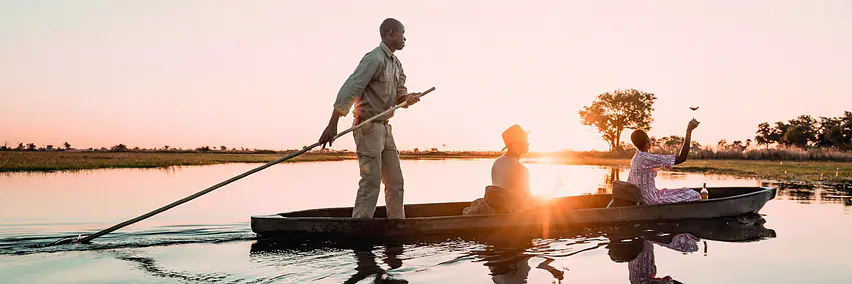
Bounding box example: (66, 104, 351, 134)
(16, 143, 24, 150)
(717, 139, 727, 151)
(656, 135, 684, 154)
(26, 143, 36, 151)
(771, 122, 790, 146)
(690, 141, 702, 152)
(843, 111, 852, 142)
(413, 148, 420, 153)
(0, 145, 6, 151)
(63, 142, 71, 150)
(579, 89, 657, 152)
(163, 145, 170, 150)
(731, 141, 743, 152)
(110, 144, 128, 152)
(46, 145, 54, 151)
(196, 146, 211, 152)
(784, 125, 812, 148)
(745, 139, 752, 150)
(755, 122, 773, 148)
(220, 146, 227, 151)
(818, 116, 842, 148)
(817, 113, 852, 149)
(784, 115, 818, 147)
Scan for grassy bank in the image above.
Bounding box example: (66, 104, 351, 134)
(0, 151, 501, 172)
(556, 155, 852, 184)
(2, 151, 849, 184)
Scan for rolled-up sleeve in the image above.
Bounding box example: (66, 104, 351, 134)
(642, 153, 676, 170)
(333, 52, 381, 116)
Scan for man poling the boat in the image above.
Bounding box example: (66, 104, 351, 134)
(45, 18, 432, 246)
(318, 18, 421, 219)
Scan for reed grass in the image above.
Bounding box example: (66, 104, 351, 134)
(0, 151, 502, 172)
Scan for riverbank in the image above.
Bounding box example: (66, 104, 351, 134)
(0, 151, 501, 172)
(553, 155, 852, 185)
(1, 151, 849, 184)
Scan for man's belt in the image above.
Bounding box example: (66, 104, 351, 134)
(354, 115, 388, 125)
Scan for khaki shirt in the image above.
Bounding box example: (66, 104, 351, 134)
(333, 43, 408, 121)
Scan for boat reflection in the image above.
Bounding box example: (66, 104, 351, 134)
(249, 214, 775, 283)
(607, 214, 776, 283)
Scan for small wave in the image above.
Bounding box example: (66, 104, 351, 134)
(0, 223, 256, 255)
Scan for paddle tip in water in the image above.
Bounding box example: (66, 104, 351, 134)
(47, 234, 89, 246)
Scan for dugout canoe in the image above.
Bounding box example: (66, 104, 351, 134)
(250, 186, 776, 237)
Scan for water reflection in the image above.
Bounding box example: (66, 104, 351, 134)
(473, 239, 567, 283)
(767, 181, 852, 208)
(345, 244, 407, 284)
(248, 214, 776, 283)
(610, 233, 697, 284)
(607, 214, 775, 284)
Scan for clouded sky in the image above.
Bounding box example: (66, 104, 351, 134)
(2, 1, 850, 151)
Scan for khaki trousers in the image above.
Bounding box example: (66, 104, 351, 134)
(352, 121, 405, 219)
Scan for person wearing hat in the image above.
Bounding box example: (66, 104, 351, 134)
(463, 124, 535, 215)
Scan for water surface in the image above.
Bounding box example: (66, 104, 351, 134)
(1, 160, 850, 283)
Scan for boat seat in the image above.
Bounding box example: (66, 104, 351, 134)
(607, 181, 646, 207)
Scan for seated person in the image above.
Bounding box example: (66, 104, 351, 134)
(463, 124, 536, 215)
(610, 233, 699, 284)
(627, 119, 702, 205)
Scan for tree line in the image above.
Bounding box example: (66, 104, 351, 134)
(755, 112, 852, 150)
(579, 88, 851, 153)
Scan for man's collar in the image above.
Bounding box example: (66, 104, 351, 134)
(379, 42, 395, 58)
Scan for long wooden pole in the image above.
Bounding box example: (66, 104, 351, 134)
(71, 87, 436, 244)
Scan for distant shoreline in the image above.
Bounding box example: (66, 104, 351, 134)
(1, 151, 849, 185)
(0, 151, 504, 173)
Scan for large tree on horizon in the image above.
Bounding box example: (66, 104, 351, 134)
(579, 89, 656, 152)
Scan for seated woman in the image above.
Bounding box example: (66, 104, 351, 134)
(463, 124, 536, 215)
(610, 233, 699, 284)
(627, 119, 702, 205)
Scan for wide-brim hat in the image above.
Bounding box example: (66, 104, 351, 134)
(501, 124, 529, 151)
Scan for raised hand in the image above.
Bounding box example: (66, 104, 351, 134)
(687, 118, 700, 132)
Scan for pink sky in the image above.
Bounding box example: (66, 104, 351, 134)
(2, 1, 850, 151)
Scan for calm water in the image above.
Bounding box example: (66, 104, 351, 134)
(1, 159, 850, 283)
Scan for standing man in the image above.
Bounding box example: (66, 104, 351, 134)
(318, 18, 420, 219)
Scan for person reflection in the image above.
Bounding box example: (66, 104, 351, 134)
(478, 241, 566, 284)
(609, 233, 699, 284)
(344, 244, 408, 284)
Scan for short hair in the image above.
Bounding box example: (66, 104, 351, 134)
(631, 130, 649, 150)
(608, 239, 644, 263)
(379, 18, 403, 37)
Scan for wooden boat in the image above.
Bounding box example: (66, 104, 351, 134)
(251, 186, 776, 238)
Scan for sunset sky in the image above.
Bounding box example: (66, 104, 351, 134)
(2, 1, 850, 152)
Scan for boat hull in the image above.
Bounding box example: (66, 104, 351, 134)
(251, 187, 776, 237)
